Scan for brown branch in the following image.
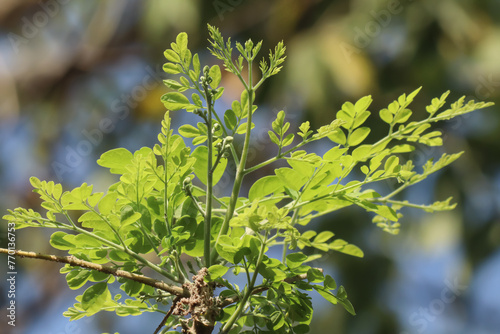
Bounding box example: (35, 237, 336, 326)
(154, 295, 181, 334)
(0, 248, 187, 297)
(218, 270, 322, 307)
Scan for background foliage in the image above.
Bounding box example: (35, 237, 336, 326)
(0, 1, 499, 333)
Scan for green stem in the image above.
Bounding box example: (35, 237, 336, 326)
(204, 85, 214, 268)
(379, 182, 410, 201)
(368, 198, 436, 210)
(173, 249, 188, 283)
(185, 186, 206, 216)
(163, 139, 172, 236)
(283, 176, 389, 212)
(282, 209, 299, 264)
(220, 231, 268, 333)
(211, 63, 254, 263)
(243, 140, 309, 175)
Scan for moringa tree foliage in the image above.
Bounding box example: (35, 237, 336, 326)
(1, 25, 493, 334)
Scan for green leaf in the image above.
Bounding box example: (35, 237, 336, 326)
(81, 282, 109, 313)
(394, 108, 412, 123)
(259, 266, 287, 281)
(354, 95, 372, 114)
(314, 231, 334, 243)
(293, 324, 310, 334)
(208, 265, 229, 280)
(236, 122, 255, 134)
(271, 311, 285, 330)
(98, 192, 117, 215)
(65, 269, 91, 290)
(231, 101, 242, 118)
(192, 146, 227, 186)
(286, 252, 308, 269)
(192, 136, 207, 145)
(209, 65, 221, 89)
(379, 108, 393, 123)
(163, 79, 183, 90)
(315, 288, 338, 305)
(181, 49, 192, 69)
(164, 49, 180, 63)
(275, 167, 308, 191)
(163, 63, 181, 74)
(161, 92, 192, 111)
(298, 121, 312, 139)
(50, 231, 75, 250)
(348, 127, 370, 146)
(352, 145, 372, 162)
(376, 206, 398, 222)
(178, 124, 200, 138)
(282, 133, 294, 147)
(120, 206, 142, 227)
(97, 148, 133, 174)
(384, 156, 399, 174)
(307, 268, 325, 283)
(339, 298, 356, 315)
(248, 175, 283, 201)
(329, 239, 364, 257)
(323, 147, 348, 161)
(353, 110, 371, 128)
(224, 109, 237, 130)
(324, 275, 337, 290)
(327, 128, 346, 146)
(176, 32, 188, 51)
(268, 131, 280, 145)
(216, 235, 240, 264)
(193, 53, 201, 75)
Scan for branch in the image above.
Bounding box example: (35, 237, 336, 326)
(0, 248, 187, 297)
(154, 295, 181, 334)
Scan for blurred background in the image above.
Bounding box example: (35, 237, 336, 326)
(0, 0, 499, 333)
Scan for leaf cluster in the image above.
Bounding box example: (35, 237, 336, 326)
(2, 25, 494, 334)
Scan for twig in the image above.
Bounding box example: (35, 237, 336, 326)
(0, 248, 187, 297)
(153, 295, 181, 334)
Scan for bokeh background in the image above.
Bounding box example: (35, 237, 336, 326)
(1, 0, 499, 333)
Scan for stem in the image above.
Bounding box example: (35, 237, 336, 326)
(282, 209, 299, 264)
(153, 296, 182, 334)
(185, 186, 206, 217)
(220, 231, 268, 333)
(368, 198, 440, 210)
(0, 248, 186, 296)
(243, 140, 309, 175)
(211, 63, 255, 263)
(173, 250, 188, 283)
(379, 182, 410, 201)
(164, 137, 172, 236)
(204, 83, 214, 268)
